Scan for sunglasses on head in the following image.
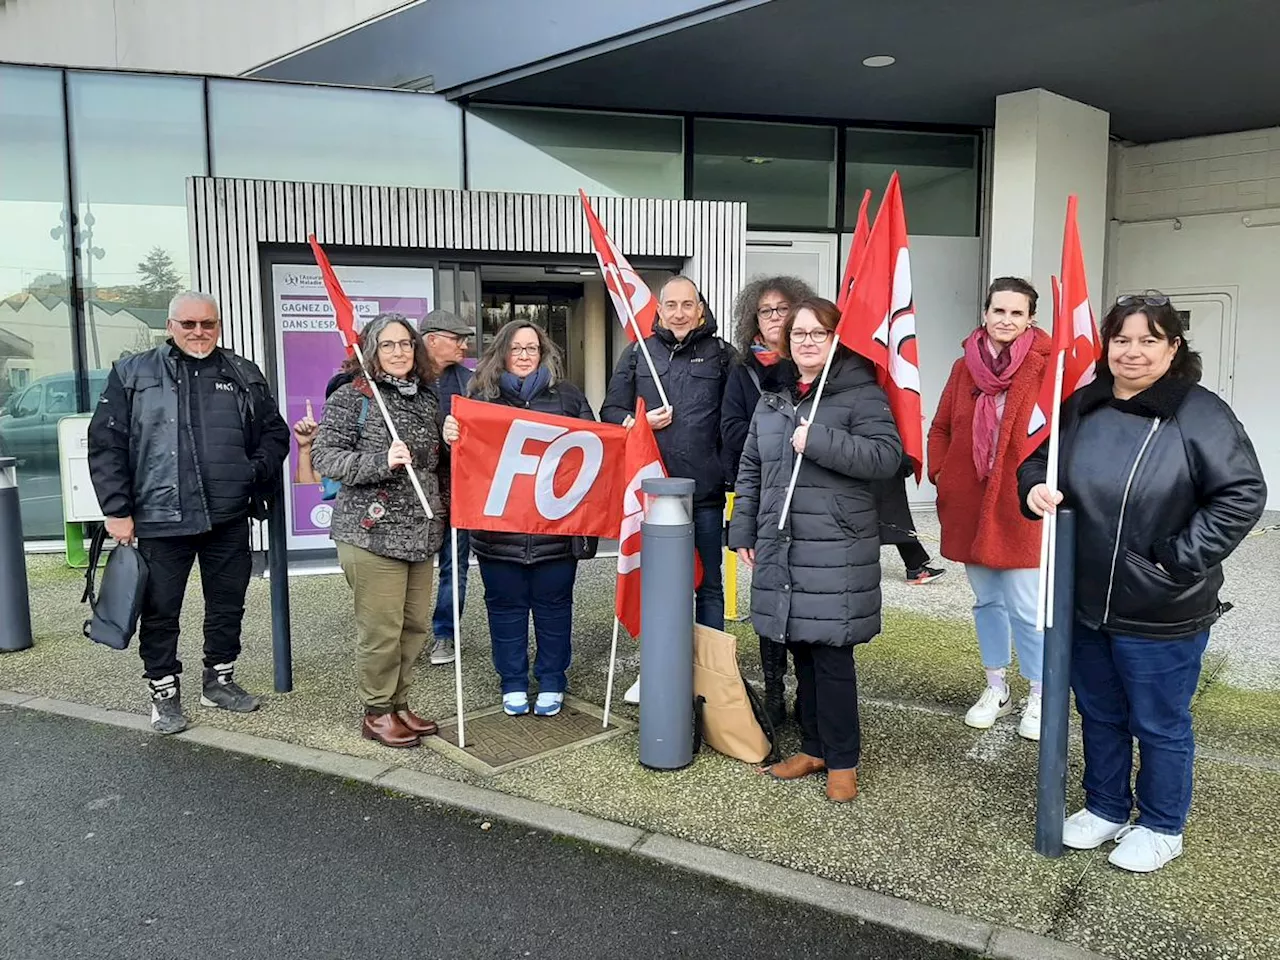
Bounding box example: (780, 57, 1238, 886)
(1116, 291, 1170, 308)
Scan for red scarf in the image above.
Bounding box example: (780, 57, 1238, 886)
(962, 328, 1035, 481)
(750, 336, 782, 367)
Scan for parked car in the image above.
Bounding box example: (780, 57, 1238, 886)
(0, 370, 110, 467)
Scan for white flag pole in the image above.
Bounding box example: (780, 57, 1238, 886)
(450, 525, 466, 749)
(604, 262, 671, 411)
(777, 338, 840, 529)
(1035, 350, 1067, 632)
(351, 340, 435, 521)
(602, 615, 621, 730)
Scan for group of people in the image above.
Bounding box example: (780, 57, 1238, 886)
(88, 269, 1266, 873)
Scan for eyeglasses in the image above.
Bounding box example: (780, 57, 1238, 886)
(757, 304, 791, 320)
(377, 339, 415, 354)
(508, 344, 541, 357)
(1116, 291, 1170, 308)
(789, 328, 832, 345)
(431, 332, 469, 344)
(172, 319, 219, 332)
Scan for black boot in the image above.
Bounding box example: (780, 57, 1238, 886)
(148, 675, 188, 735)
(759, 636, 788, 729)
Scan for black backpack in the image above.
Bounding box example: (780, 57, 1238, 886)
(82, 525, 149, 650)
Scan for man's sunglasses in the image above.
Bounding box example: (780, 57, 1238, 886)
(1116, 291, 1170, 308)
(173, 319, 220, 331)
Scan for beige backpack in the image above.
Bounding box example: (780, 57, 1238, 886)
(692, 624, 777, 764)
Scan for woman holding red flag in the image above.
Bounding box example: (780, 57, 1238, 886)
(728, 297, 902, 802)
(927, 278, 1050, 741)
(442, 319, 595, 718)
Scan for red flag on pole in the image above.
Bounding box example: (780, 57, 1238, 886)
(1020, 195, 1102, 463)
(834, 173, 924, 482)
(579, 190, 657, 342)
(307, 235, 357, 357)
(835, 189, 873, 310)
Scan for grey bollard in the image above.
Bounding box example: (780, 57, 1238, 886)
(1035, 507, 1076, 857)
(638, 476, 696, 771)
(0, 457, 33, 653)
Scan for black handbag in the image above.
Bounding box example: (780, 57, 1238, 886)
(82, 524, 149, 650)
(570, 535, 599, 561)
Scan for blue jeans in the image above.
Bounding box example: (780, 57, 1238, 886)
(478, 558, 576, 695)
(1072, 623, 1209, 835)
(432, 527, 470, 640)
(964, 564, 1043, 683)
(693, 505, 725, 631)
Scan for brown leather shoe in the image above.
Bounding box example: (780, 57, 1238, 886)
(826, 767, 858, 802)
(765, 752, 826, 780)
(361, 711, 421, 748)
(395, 707, 438, 737)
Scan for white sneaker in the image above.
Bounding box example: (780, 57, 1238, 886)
(964, 684, 1012, 729)
(1062, 808, 1128, 850)
(1108, 825, 1184, 872)
(1018, 691, 1042, 741)
(623, 676, 640, 705)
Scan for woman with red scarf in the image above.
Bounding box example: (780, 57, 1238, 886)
(928, 277, 1050, 741)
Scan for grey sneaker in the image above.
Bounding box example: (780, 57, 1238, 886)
(200, 663, 260, 713)
(148, 675, 189, 735)
(429, 637, 456, 665)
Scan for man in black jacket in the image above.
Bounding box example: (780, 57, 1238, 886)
(88, 291, 289, 734)
(601, 276, 735, 701)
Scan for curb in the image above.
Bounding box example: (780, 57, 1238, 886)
(1, 689, 1111, 960)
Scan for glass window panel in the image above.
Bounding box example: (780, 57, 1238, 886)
(693, 119, 836, 228)
(210, 81, 462, 189)
(0, 65, 77, 539)
(845, 129, 979, 237)
(68, 70, 206, 385)
(467, 106, 683, 199)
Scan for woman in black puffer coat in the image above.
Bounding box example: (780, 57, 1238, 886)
(727, 298, 902, 802)
(442, 320, 595, 720)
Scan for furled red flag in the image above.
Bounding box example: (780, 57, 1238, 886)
(615, 399, 702, 638)
(1020, 195, 1103, 463)
(834, 173, 924, 481)
(835, 189, 872, 310)
(308, 234, 357, 357)
(579, 190, 657, 342)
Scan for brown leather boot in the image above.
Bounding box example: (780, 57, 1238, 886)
(361, 710, 421, 748)
(765, 752, 826, 780)
(826, 768, 859, 802)
(395, 707, 438, 737)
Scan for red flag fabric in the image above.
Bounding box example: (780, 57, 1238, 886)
(307, 235, 357, 357)
(1020, 195, 1103, 463)
(834, 173, 924, 482)
(579, 190, 657, 342)
(449, 396, 626, 538)
(615, 398, 703, 638)
(835, 189, 872, 310)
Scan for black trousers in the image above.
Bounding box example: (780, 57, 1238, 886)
(897, 539, 931, 571)
(787, 641, 861, 770)
(136, 519, 252, 680)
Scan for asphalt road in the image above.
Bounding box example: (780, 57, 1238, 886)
(0, 707, 972, 960)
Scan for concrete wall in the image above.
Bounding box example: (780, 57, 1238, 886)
(0, 0, 410, 75)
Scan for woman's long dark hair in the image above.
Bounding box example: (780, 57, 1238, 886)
(358, 313, 438, 383)
(1099, 296, 1202, 384)
(468, 319, 564, 401)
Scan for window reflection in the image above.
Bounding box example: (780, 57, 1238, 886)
(845, 129, 979, 237)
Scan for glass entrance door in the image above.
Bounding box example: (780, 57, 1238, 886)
(481, 287, 579, 383)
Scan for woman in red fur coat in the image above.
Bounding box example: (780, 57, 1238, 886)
(927, 277, 1050, 741)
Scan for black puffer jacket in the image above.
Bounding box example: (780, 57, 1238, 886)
(720, 354, 795, 488)
(601, 317, 735, 507)
(1018, 375, 1266, 639)
(727, 352, 903, 647)
(468, 378, 596, 566)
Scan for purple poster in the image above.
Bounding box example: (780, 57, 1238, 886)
(271, 264, 433, 550)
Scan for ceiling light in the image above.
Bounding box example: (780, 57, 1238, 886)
(741, 156, 774, 165)
(579, 269, 597, 276)
(862, 55, 896, 68)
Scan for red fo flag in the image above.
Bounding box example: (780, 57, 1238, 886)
(579, 190, 657, 342)
(1020, 195, 1102, 463)
(449, 396, 625, 538)
(615, 399, 703, 638)
(835, 173, 924, 482)
(308, 235, 357, 357)
(835, 189, 872, 310)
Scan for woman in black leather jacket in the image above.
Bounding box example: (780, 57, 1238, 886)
(1019, 293, 1266, 874)
(441, 320, 595, 718)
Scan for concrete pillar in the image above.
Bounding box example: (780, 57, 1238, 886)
(582, 279, 608, 413)
(989, 89, 1110, 316)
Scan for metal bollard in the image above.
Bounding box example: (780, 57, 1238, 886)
(0, 457, 34, 653)
(1035, 507, 1076, 857)
(638, 477, 696, 770)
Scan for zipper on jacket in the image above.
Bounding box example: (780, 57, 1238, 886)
(1102, 418, 1161, 624)
(177, 367, 211, 525)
